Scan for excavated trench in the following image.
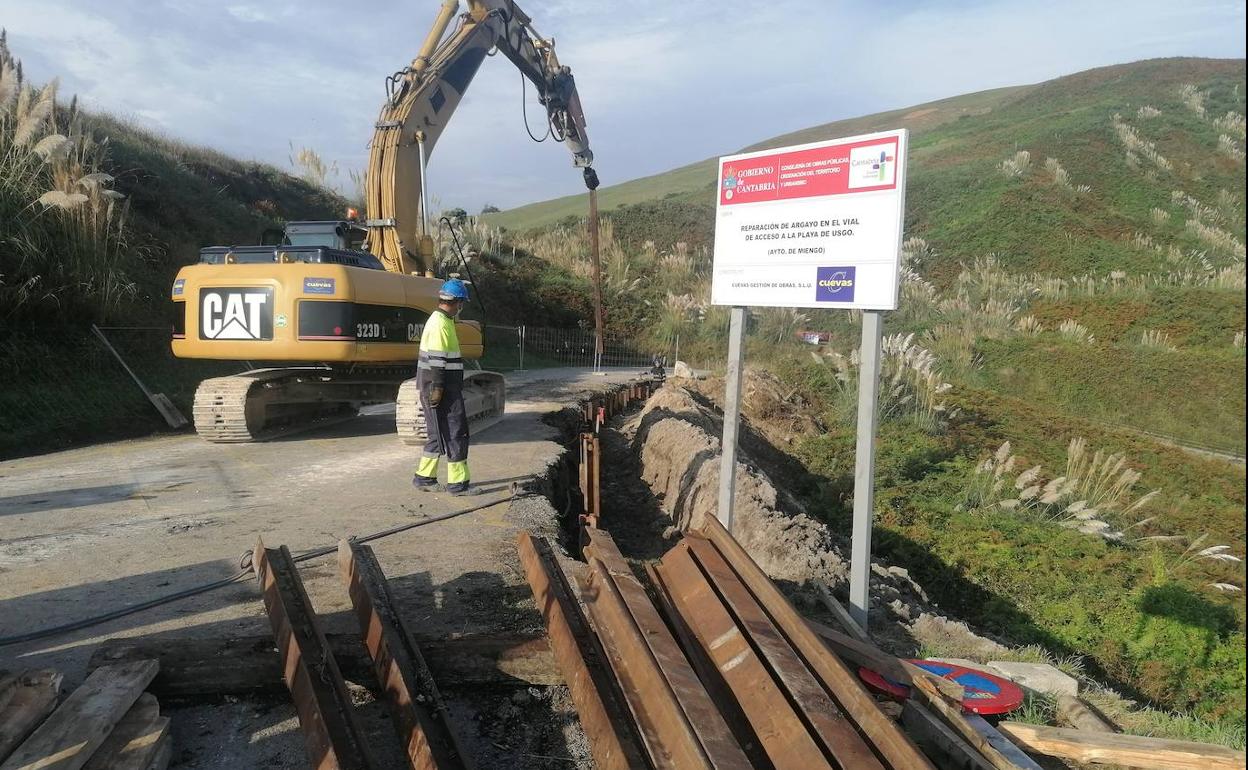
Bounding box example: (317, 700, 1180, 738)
(536, 377, 1015, 666)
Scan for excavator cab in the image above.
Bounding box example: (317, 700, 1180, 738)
(284, 221, 368, 252)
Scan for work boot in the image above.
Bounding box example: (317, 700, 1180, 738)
(445, 481, 481, 496)
(412, 475, 439, 492)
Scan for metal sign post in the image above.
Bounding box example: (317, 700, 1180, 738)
(849, 310, 883, 630)
(716, 307, 747, 530)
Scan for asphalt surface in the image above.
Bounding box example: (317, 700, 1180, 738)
(0, 366, 643, 769)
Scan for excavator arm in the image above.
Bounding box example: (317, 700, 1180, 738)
(365, 0, 596, 275)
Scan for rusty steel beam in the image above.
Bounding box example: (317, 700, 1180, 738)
(681, 537, 884, 769)
(582, 528, 751, 770)
(338, 540, 471, 770)
(515, 533, 646, 770)
(253, 539, 377, 770)
(644, 563, 772, 770)
(694, 520, 935, 770)
(659, 546, 832, 769)
(590, 434, 601, 522)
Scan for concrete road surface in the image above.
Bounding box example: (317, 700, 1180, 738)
(0, 367, 644, 769)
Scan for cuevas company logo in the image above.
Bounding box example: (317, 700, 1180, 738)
(815, 266, 856, 302)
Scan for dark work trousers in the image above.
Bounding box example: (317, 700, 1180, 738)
(419, 375, 470, 471)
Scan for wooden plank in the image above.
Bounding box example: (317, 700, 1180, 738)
(88, 632, 558, 698)
(0, 670, 63, 764)
(661, 544, 833, 769)
(901, 702, 995, 770)
(909, 675, 1033, 770)
(83, 694, 168, 770)
(680, 537, 882, 769)
(696, 517, 935, 770)
(515, 533, 645, 770)
(0, 661, 157, 770)
(1055, 695, 1118, 733)
(253, 538, 377, 770)
(997, 722, 1247, 770)
(806, 618, 965, 702)
(813, 580, 872, 644)
(339, 539, 471, 770)
(582, 528, 750, 770)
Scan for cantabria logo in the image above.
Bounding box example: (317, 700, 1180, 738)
(848, 143, 897, 189)
(200, 288, 274, 340)
(815, 266, 856, 302)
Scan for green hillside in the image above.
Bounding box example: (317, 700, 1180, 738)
(488, 84, 1034, 232)
(483, 57, 1247, 734)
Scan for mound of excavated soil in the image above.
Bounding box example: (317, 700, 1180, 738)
(621, 382, 1008, 657)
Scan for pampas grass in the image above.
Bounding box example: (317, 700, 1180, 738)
(1213, 111, 1246, 140)
(998, 149, 1031, 177)
(1112, 114, 1172, 172)
(1, 35, 135, 322)
(1139, 329, 1178, 351)
(972, 437, 1161, 542)
(1217, 134, 1245, 162)
(1178, 83, 1208, 118)
(1015, 315, 1043, 335)
(1058, 319, 1095, 344)
(817, 332, 954, 431)
(1137, 105, 1162, 119)
(1185, 219, 1246, 260)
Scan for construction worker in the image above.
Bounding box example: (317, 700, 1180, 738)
(412, 279, 478, 495)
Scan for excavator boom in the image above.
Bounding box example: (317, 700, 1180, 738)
(366, 0, 594, 275)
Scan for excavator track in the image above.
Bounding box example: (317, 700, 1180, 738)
(192, 369, 358, 443)
(396, 371, 507, 445)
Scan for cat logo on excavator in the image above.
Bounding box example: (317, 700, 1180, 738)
(199, 288, 273, 340)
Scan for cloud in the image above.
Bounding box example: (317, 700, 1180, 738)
(225, 5, 273, 23)
(0, 0, 1242, 211)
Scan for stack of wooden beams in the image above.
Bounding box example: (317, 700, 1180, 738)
(0, 661, 170, 770)
(518, 516, 1248, 770)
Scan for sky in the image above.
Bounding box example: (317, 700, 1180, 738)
(1, 0, 1244, 211)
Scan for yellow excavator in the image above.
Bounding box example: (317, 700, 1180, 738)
(171, 0, 598, 442)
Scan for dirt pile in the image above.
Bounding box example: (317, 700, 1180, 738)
(621, 382, 1003, 655)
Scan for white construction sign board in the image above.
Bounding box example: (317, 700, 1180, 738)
(711, 129, 908, 310)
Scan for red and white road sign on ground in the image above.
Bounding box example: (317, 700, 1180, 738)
(711, 129, 908, 309)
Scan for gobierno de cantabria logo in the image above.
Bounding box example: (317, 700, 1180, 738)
(722, 165, 738, 199)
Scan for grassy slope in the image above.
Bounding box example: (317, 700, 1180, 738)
(491, 57, 1248, 727)
(487, 85, 1033, 231)
(1, 113, 346, 458)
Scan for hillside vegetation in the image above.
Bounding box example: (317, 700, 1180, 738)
(480, 57, 1247, 736)
(0, 34, 346, 456)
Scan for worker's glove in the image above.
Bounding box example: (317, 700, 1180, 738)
(429, 385, 444, 408)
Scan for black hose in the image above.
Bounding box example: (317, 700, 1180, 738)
(0, 495, 519, 648)
(521, 72, 551, 143)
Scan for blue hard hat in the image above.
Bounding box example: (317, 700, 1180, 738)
(438, 278, 469, 301)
